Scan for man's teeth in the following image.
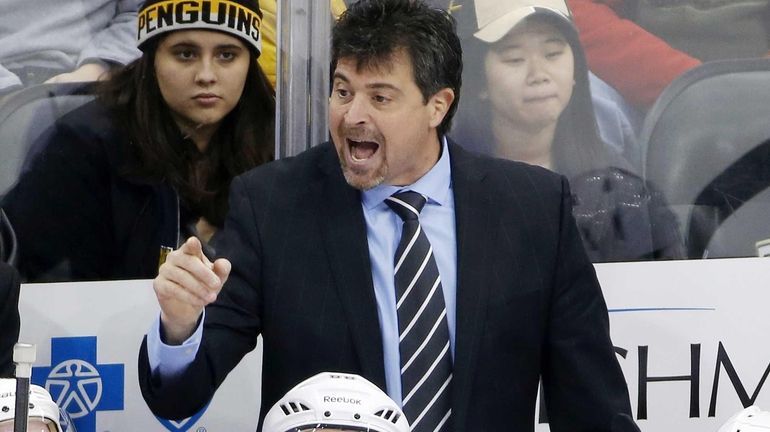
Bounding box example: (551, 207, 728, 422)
(349, 138, 378, 161)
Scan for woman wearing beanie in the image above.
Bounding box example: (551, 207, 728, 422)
(452, 0, 683, 262)
(1, 0, 275, 282)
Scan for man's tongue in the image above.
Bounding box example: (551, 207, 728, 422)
(351, 140, 378, 161)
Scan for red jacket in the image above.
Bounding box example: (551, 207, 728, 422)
(568, 0, 701, 108)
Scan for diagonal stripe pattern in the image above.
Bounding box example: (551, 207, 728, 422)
(386, 191, 453, 432)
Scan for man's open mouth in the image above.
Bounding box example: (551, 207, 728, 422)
(348, 138, 380, 162)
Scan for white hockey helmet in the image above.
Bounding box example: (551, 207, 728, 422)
(718, 406, 770, 432)
(0, 378, 74, 432)
(262, 372, 410, 432)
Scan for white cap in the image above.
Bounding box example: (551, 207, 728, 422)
(473, 0, 572, 43)
(262, 372, 409, 432)
(718, 406, 770, 432)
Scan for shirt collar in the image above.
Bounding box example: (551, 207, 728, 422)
(361, 137, 452, 210)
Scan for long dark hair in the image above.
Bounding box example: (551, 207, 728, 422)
(97, 34, 275, 226)
(453, 12, 623, 179)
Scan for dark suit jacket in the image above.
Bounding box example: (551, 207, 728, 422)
(139, 142, 637, 431)
(1, 262, 21, 377)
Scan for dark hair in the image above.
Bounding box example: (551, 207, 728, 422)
(97, 34, 275, 226)
(332, 0, 463, 137)
(454, 12, 623, 178)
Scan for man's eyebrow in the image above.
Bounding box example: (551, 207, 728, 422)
(331, 73, 401, 93)
(332, 71, 350, 83)
(366, 83, 400, 92)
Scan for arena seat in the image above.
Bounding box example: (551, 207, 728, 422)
(0, 82, 95, 198)
(641, 58, 770, 258)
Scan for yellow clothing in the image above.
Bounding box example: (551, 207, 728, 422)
(257, 0, 348, 90)
(257, 0, 277, 89)
(331, 0, 347, 19)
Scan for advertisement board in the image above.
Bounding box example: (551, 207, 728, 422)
(18, 258, 770, 431)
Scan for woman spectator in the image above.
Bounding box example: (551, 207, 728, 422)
(452, 0, 683, 262)
(1, 0, 275, 281)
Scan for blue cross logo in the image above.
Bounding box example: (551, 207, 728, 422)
(32, 336, 124, 432)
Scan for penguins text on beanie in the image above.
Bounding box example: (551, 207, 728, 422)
(137, 0, 263, 54)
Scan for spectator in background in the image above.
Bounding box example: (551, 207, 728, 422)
(1, 0, 275, 282)
(568, 0, 770, 109)
(452, 0, 683, 262)
(0, 262, 20, 377)
(451, 1, 645, 168)
(0, 0, 143, 94)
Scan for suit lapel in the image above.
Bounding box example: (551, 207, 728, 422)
(311, 145, 387, 390)
(448, 143, 494, 431)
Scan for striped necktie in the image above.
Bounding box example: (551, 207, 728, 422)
(385, 190, 453, 432)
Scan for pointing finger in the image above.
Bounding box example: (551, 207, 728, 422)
(179, 236, 213, 267)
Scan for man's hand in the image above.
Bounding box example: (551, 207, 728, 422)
(154, 237, 231, 345)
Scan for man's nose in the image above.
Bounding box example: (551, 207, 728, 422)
(344, 95, 370, 125)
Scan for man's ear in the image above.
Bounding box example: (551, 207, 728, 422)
(428, 88, 455, 129)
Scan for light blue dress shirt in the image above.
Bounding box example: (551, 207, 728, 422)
(147, 139, 457, 406)
(360, 139, 456, 404)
